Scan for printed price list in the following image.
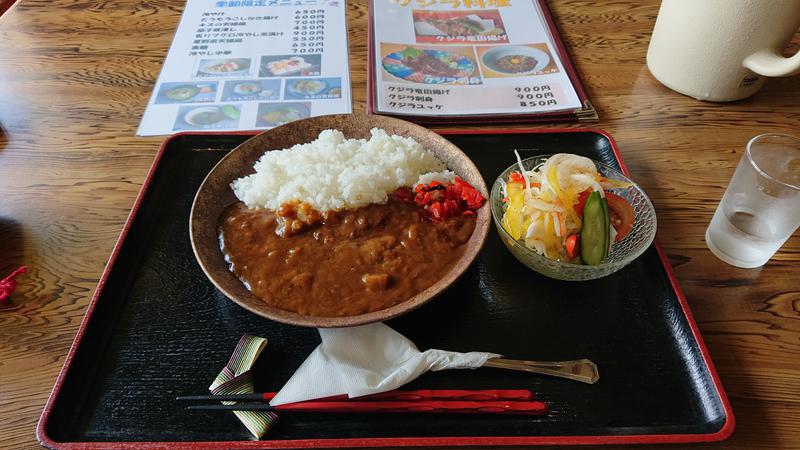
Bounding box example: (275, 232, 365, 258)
(515, 85, 559, 108)
(292, 9, 325, 54)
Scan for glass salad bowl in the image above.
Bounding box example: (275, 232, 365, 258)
(490, 155, 657, 281)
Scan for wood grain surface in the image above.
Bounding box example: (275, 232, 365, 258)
(1, 1, 799, 449)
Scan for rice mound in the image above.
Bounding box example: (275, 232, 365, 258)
(232, 128, 449, 211)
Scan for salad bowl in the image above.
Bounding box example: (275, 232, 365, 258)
(490, 155, 657, 281)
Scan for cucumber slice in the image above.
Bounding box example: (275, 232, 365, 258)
(580, 191, 609, 265)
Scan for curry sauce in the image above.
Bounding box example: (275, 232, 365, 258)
(219, 199, 476, 317)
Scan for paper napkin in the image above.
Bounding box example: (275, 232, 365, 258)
(270, 322, 500, 406)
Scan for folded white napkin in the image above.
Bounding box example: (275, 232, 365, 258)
(270, 323, 500, 406)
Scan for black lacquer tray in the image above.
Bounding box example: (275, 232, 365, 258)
(38, 129, 733, 449)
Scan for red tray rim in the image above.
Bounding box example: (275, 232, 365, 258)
(37, 127, 735, 449)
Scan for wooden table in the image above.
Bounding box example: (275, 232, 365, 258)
(1, 1, 798, 448)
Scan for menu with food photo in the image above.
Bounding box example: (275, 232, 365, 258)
(137, 0, 351, 136)
(220, 79, 281, 102)
(155, 81, 218, 104)
(368, 0, 596, 123)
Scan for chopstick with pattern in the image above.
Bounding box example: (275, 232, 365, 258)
(187, 399, 547, 415)
(177, 389, 535, 403)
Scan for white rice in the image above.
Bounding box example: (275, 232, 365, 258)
(417, 170, 455, 186)
(231, 128, 452, 211)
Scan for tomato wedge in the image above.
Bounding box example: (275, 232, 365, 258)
(574, 189, 592, 216)
(565, 234, 580, 259)
(574, 190, 635, 242)
(605, 192, 635, 242)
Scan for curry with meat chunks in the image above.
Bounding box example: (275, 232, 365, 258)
(222, 128, 485, 317)
(219, 188, 479, 317)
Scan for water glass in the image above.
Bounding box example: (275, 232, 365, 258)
(706, 134, 800, 268)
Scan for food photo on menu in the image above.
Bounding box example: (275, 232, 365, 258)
(412, 9, 509, 43)
(381, 43, 483, 85)
(19, 0, 800, 449)
(155, 81, 218, 104)
(195, 57, 253, 77)
(255, 101, 311, 128)
(172, 104, 241, 131)
(220, 79, 281, 102)
(477, 43, 559, 77)
(259, 53, 322, 77)
(284, 77, 343, 100)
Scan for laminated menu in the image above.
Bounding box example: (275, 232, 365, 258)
(137, 0, 350, 136)
(367, 0, 597, 123)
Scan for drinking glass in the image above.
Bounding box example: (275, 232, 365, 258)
(706, 134, 800, 268)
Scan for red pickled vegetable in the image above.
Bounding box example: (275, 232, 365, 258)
(412, 177, 485, 223)
(0, 266, 27, 305)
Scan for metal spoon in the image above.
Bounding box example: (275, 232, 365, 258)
(483, 358, 599, 384)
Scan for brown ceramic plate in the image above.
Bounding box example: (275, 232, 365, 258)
(190, 113, 490, 328)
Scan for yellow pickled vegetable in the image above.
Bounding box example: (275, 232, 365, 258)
(547, 165, 581, 228)
(502, 181, 525, 239)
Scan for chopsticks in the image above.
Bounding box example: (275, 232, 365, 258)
(177, 389, 534, 403)
(179, 389, 547, 415)
(186, 400, 546, 414)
